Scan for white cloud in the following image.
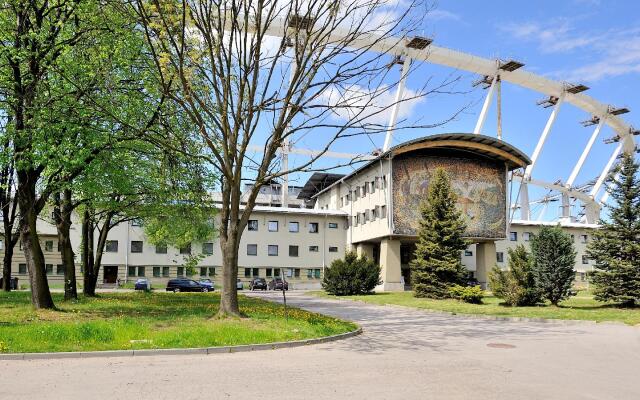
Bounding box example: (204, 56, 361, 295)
(426, 9, 461, 22)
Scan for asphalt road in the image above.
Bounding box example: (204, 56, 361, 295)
(1, 291, 639, 400)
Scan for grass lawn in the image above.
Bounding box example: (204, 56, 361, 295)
(311, 290, 640, 325)
(0, 291, 356, 354)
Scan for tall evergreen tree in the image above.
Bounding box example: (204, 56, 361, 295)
(530, 225, 577, 305)
(489, 244, 541, 306)
(587, 154, 640, 307)
(410, 168, 468, 298)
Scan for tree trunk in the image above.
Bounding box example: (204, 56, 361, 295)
(55, 190, 77, 301)
(82, 209, 97, 296)
(18, 184, 54, 309)
(218, 232, 241, 317)
(2, 245, 14, 291)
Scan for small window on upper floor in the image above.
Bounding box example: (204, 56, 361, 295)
(202, 242, 214, 255)
(289, 221, 299, 233)
(523, 232, 533, 241)
(105, 240, 118, 253)
(248, 219, 259, 231)
(496, 252, 504, 263)
(509, 232, 518, 241)
(131, 240, 143, 253)
(268, 221, 278, 232)
(155, 243, 167, 254)
(179, 243, 191, 255)
(328, 222, 338, 229)
(580, 234, 588, 244)
(44, 240, 54, 252)
(309, 222, 319, 233)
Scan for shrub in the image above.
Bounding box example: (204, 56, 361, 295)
(531, 226, 577, 305)
(322, 252, 381, 296)
(489, 245, 541, 306)
(449, 284, 484, 304)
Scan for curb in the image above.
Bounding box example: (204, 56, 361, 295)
(0, 327, 362, 361)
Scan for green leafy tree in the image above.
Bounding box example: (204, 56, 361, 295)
(530, 226, 577, 305)
(322, 252, 381, 296)
(489, 244, 541, 306)
(587, 154, 640, 307)
(410, 168, 468, 298)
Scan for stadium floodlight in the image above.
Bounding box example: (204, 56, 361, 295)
(472, 75, 494, 89)
(609, 106, 630, 116)
(499, 59, 525, 72)
(580, 116, 600, 127)
(603, 135, 621, 144)
(288, 14, 313, 29)
(536, 95, 559, 108)
(406, 36, 433, 50)
(566, 83, 590, 94)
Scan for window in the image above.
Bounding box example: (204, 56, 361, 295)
(363, 183, 368, 195)
(56, 264, 64, 275)
(523, 232, 532, 241)
(309, 245, 319, 252)
(570, 234, 575, 242)
(200, 267, 207, 276)
(381, 205, 387, 219)
(0, 239, 3, 250)
(509, 232, 518, 241)
(128, 266, 136, 277)
(248, 220, 259, 231)
(329, 246, 338, 253)
(580, 234, 588, 244)
(131, 240, 143, 253)
(19, 264, 26, 274)
(137, 267, 145, 277)
(155, 244, 167, 254)
(106, 240, 118, 253)
(328, 222, 338, 229)
(294, 268, 300, 278)
(496, 252, 504, 263)
(364, 210, 370, 223)
(202, 242, 214, 255)
(44, 240, 54, 252)
(268, 245, 278, 256)
(162, 267, 170, 277)
(289, 221, 299, 232)
(353, 215, 358, 226)
(345, 193, 351, 203)
(266, 268, 273, 277)
(45, 264, 53, 274)
(375, 176, 380, 189)
(253, 268, 259, 277)
(464, 250, 473, 257)
(177, 267, 184, 277)
(268, 221, 278, 232)
(582, 255, 589, 265)
(179, 243, 191, 255)
(247, 244, 258, 256)
(354, 186, 360, 200)
(370, 181, 375, 194)
(274, 268, 281, 277)
(289, 245, 299, 257)
(309, 222, 319, 233)
(314, 269, 321, 279)
(373, 206, 380, 220)
(153, 267, 161, 277)
(244, 268, 251, 278)
(307, 269, 313, 278)
(382, 176, 387, 189)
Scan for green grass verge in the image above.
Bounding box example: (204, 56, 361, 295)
(310, 290, 640, 325)
(0, 291, 356, 353)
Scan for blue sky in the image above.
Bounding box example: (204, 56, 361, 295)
(284, 0, 639, 221)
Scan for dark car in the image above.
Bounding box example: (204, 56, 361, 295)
(249, 278, 267, 291)
(166, 279, 211, 293)
(134, 278, 151, 291)
(198, 278, 215, 291)
(268, 277, 289, 291)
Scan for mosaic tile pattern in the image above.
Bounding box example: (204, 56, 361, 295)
(392, 155, 507, 239)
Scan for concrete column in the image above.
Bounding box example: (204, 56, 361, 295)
(377, 238, 403, 291)
(355, 243, 374, 261)
(475, 241, 496, 289)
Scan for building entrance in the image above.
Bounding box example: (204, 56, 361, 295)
(103, 265, 118, 284)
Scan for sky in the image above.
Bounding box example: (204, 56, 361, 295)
(276, 0, 640, 221)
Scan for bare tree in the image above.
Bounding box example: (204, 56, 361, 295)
(135, 0, 461, 316)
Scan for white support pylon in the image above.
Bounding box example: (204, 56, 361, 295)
(383, 57, 412, 152)
(520, 181, 531, 220)
(473, 75, 497, 135)
(566, 116, 606, 188)
(590, 143, 622, 198)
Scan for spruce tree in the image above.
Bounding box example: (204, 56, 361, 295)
(410, 168, 468, 298)
(489, 244, 541, 306)
(530, 226, 577, 305)
(587, 154, 640, 307)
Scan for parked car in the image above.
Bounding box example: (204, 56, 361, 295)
(198, 278, 215, 291)
(236, 278, 244, 290)
(134, 278, 151, 291)
(268, 277, 289, 291)
(249, 277, 267, 291)
(166, 279, 211, 293)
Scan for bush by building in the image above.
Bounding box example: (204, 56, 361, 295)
(322, 252, 381, 296)
(489, 244, 541, 306)
(448, 284, 484, 304)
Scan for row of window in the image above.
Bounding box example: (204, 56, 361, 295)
(494, 252, 590, 265)
(243, 267, 322, 279)
(17, 263, 65, 275)
(247, 220, 338, 233)
(247, 244, 338, 256)
(105, 241, 214, 255)
(353, 205, 387, 226)
(509, 231, 589, 243)
(123, 266, 322, 279)
(340, 176, 388, 207)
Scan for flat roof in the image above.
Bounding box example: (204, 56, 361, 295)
(310, 133, 531, 199)
(297, 172, 345, 200)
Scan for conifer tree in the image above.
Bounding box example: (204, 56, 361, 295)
(489, 244, 541, 306)
(410, 168, 468, 298)
(587, 154, 640, 307)
(530, 226, 577, 305)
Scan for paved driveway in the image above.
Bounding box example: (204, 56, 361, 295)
(1, 291, 639, 400)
